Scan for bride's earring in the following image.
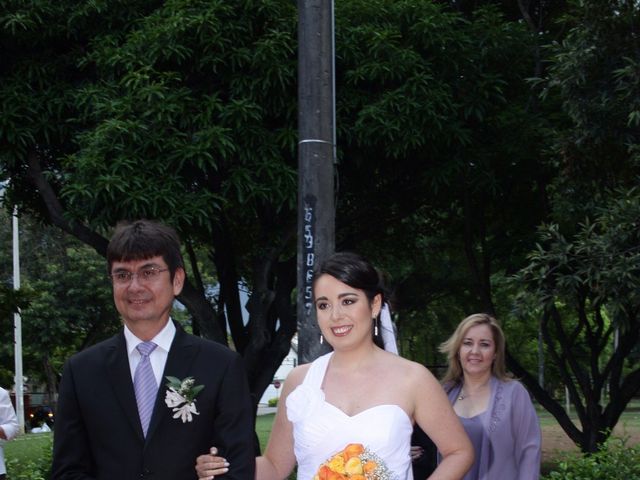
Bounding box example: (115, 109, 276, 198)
(320, 334, 324, 345)
(374, 318, 378, 336)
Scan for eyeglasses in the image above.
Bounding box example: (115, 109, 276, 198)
(109, 267, 169, 286)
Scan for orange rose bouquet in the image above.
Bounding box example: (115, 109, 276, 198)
(314, 443, 392, 480)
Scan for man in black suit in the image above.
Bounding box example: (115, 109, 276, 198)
(52, 220, 255, 480)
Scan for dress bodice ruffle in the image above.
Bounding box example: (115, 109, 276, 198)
(286, 352, 413, 480)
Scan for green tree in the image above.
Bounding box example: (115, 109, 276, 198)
(0, 208, 121, 404)
(21, 244, 121, 406)
(0, 0, 300, 408)
(0, 207, 30, 386)
(514, 188, 640, 453)
(1, 0, 548, 407)
(333, 2, 551, 373)
(0, 285, 31, 386)
(506, 0, 640, 452)
(540, 0, 640, 225)
(4, 1, 608, 434)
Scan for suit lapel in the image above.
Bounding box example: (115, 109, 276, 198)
(145, 324, 199, 441)
(105, 332, 145, 441)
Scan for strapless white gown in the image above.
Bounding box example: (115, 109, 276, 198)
(286, 352, 413, 480)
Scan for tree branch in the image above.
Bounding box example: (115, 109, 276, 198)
(25, 150, 108, 256)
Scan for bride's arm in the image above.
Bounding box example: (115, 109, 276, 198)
(256, 365, 308, 479)
(412, 365, 474, 480)
(195, 366, 307, 480)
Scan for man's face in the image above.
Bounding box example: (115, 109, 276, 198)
(110, 255, 184, 332)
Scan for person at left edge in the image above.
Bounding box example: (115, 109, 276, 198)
(0, 386, 19, 480)
(51, 220, 255, 480)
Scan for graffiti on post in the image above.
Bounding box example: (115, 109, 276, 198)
(303, 203, 315, 313)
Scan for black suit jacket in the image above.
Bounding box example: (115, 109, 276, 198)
(52, 323, 255, 480)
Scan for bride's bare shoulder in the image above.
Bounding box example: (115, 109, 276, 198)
(386, 354, 439, 382)
(283, 362, 312, 389)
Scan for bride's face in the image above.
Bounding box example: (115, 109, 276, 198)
(313, 274, 381, 349)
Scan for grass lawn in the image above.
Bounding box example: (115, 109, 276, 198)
(538, 403, 640, 474)
(4, 432, 51, 465)
(4, 431, 52, 479)
(258, 406, 640, 477)
(6, 406, 640, 478)
(256, 413, 275, 452)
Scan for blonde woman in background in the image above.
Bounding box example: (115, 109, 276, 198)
(439, 313, 541, 480)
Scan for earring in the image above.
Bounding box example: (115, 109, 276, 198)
(320, 334, 324, 345)
(374, 319, 378, 336)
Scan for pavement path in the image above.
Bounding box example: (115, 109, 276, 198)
(257, 405, 277, 416)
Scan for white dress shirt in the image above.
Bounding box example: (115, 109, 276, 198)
(0, 386, 19, 474)
(124, 319, 176, 387)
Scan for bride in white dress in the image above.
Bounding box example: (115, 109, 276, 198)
(196, 252, 473, 480)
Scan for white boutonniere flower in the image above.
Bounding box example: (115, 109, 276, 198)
(164, 376, 204, 423)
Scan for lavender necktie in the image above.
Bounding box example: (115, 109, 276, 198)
(134, 341, 158, 437)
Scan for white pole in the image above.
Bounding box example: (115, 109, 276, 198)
(12, 206, 25, 433)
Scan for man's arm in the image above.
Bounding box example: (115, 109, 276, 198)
(209, 353, 256, 480)
(51, 360, 96, 480)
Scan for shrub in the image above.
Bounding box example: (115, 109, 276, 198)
(543, 438, 640, 479)
(268, 397, 278, 407)
(6, 434, 52, 480)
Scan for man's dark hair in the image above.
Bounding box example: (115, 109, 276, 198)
(106, 220, 184, 279)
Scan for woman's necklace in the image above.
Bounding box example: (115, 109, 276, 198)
(457, 380, 490, 401)
(457, 386, 472, 401)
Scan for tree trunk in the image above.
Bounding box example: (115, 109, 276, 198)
(177, 280, 225, 343)
(212, 220, 246, 352)
(243, 252, 297, 410)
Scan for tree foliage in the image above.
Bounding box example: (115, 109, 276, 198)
(541, 0, 640, 225)
(2, 0, 639, 456)
(1, 0, 300, 409)
(514, 188, 640, 453)
(333, 2, 552, 380)
(0, 0, 548, 410)
(504, 0, 640, 453)
(0, 207, 121, 400)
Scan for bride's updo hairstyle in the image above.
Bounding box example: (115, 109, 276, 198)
(313, 252, 388, 348)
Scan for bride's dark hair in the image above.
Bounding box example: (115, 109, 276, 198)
(313, 252, 388, 349)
